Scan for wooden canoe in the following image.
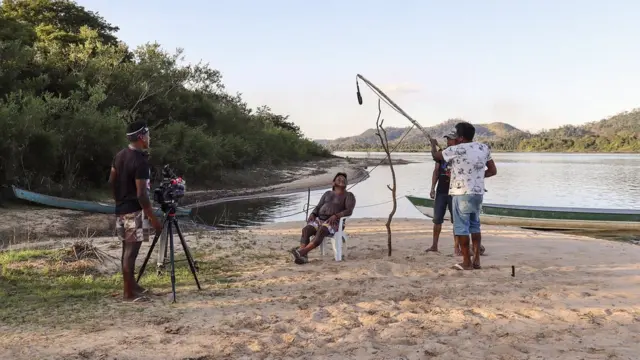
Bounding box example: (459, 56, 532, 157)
(406, 195, 640, 231)
(12, 186, 191, 217)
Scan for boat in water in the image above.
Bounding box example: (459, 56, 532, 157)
(12, 186, 191, 217)
(406, 195, 640, 231)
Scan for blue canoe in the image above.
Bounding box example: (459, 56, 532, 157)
(11, 186, 191, 217)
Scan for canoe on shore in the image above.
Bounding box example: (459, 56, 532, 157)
(12, 186, 191, 217)
(406, 195, 640, 231)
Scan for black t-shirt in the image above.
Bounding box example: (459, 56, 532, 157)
(436, 159, 451, 194)
(112, 147, 150, 215)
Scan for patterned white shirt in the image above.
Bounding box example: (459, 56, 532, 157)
(442, 142, 492, 196)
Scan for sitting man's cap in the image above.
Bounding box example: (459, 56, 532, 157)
(444, 128, 458, 139)
(333, 172, 347, 181)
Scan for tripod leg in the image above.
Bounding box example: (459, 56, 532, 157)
(174, 220, 202, 290)
(136, 222, 165, 283)
(168, 219, 177, 303)
(174, 221, 198, 271)
(164, 232, 169, 258)
(157, 226, 168, 272)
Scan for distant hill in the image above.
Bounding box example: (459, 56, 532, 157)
(502, 109, 640, 153)
(317, 119, 526, 151)
(317, 109, 640, 153)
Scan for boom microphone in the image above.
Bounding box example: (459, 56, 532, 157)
(356, 79, 363, 105)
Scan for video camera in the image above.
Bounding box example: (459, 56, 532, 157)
(153, 165, 186, 209)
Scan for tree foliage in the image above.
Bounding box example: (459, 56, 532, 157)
(488, 110, 640, 153)
(0, 0, 329, 196)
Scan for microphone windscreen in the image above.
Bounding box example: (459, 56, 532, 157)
(357, 92, 363, 105)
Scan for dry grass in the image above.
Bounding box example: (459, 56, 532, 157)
(65, 239, 117, 264)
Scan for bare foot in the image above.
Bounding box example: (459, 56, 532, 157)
(425, 246, 439, 252)
(472, 255, 482, 269)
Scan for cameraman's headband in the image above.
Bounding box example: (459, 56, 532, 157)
(127, 126, 149, 137)
(126, 126, 149, 142)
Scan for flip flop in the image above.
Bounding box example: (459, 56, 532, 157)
(138, 288, 153, 296)
(123, 295, 151, 303)
(452, 263, 472, 271)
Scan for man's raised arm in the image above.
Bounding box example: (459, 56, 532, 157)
(430, 139, 444, 161)
(485, 159, 497, 178)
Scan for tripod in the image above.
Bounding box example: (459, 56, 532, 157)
(155, 230, 199, 275)
(137, 202, 201, 303)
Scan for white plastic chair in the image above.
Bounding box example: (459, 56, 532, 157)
(312, 217, 350, 262)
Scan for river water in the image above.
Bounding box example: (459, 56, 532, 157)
(191, 152, 640, 228)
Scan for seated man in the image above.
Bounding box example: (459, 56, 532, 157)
(290, 172, 356, 264)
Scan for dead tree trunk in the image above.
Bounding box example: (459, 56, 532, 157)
(374, 99, 397, 256)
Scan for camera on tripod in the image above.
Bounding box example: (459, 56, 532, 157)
(139, 164, 200, 303)
(153, 165, 186, 211)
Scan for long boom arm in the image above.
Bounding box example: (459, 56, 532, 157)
(356, 74, 433, 142)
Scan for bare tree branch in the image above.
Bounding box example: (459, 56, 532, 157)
(374, 99, 398, 256)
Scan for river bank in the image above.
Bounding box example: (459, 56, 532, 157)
(1, 218, 639, 359)
(1, 156, 401, 246)
(181, 157, 371, 207)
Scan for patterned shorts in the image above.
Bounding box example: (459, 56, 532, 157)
(115, 211, 150, 243)
(307, 218, 340, 236)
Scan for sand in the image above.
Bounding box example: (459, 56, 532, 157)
(2, 218, 640, 359)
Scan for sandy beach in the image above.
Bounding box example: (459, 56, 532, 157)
(2, 218, 639, 360)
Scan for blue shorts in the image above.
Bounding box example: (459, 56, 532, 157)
(432, 193, 452, 225)
(452, 194, 483, 236)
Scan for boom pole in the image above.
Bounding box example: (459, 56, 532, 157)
(355, 74, 433, 142)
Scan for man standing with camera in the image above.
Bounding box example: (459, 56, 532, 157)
(109, 120, 163, 302)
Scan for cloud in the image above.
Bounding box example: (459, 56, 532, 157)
(381, 82, 422, 95)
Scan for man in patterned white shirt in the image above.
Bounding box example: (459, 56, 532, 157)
(430, 122, 497, 270)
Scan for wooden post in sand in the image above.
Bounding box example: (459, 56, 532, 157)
(374, 99, 398, 256)
(305, 188, 311, 220)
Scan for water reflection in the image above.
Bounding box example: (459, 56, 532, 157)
(190, 194, 305, 228)
(191, 152, 640, 230)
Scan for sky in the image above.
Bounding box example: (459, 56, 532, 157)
(79, 0, 640, 140)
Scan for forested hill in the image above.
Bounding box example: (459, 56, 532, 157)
(318, 119, 525, 151)
(0, 0, 329, 197)
(488, 109, 640, 152)
(319, 110, 640, 153)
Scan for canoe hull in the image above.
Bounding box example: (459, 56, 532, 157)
(406, 195, 640, 231)
(12, 186, 191, 217)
